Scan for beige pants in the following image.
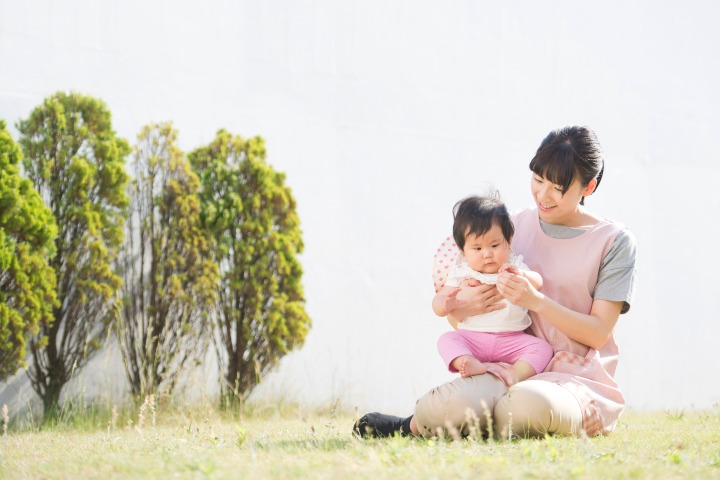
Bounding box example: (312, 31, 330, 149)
(414, 376, 583, 439)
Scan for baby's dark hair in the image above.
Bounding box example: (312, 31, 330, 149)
(452, 194, 514, 250)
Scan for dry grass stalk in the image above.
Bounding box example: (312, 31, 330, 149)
(136, 394, 156, 432)
(2, 404, 8, 435)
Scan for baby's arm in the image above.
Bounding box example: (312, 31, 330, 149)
(499, 265, 543, 291)
(522, 269, 543, 291)
(432, 285, 464, 317)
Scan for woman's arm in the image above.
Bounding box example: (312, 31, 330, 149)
(497, 272, 622, 349)
(533, 296, 622, 349)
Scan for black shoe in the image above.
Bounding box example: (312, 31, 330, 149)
(352, 412, 412, 438)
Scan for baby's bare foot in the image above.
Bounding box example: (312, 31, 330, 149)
(458, 357, 488, 378)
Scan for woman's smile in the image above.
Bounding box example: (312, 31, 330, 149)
(537, 202, 555, 212)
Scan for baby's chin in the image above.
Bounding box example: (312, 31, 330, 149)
(472, 266, 500, 275)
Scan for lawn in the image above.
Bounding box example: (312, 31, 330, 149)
(1, 402, 719, 479)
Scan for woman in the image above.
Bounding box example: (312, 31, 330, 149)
(354, 126, 637, 439)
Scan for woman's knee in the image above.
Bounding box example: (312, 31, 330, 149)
(494, 380, 583, 439)
(414, 374, 507, 438)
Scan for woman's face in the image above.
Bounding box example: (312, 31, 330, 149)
(530, 173, 590, 225)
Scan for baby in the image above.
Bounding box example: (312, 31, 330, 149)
(433, 194, 553, 386)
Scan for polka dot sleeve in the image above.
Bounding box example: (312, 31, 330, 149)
(432, 236, 459, 293)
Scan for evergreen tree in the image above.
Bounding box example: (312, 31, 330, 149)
(117, 122, 218, 397)
(17, 92, 129, 417)
(0, 120, 58, 381)
(189, 130, 310, 407)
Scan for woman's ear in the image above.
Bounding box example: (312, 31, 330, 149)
(582, 178, 598, 197)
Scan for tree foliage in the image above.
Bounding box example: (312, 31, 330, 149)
(189, 130, 310, 406)
(16, 92, 130, 416)
(117, 122, 218, 397)
(0, 120, 58, 382)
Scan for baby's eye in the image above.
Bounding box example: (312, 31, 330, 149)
(553, 186, 563, 192)
(492, 244, 500, 248)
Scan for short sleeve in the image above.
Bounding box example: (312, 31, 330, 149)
(594, 228, 637, 314)
(508, 250, 527, 270)
(433, 236, 460, 293)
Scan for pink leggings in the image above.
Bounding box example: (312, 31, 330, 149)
(437, 330, 553, 375)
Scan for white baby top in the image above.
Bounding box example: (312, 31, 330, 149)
(445, 250, 532, 332)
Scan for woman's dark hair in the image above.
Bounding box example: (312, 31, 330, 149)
(452, 194, 514, 250)
(529, 126, 604, 205)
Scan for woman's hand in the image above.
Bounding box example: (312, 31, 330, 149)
(447, 280, 506, 328)
(496, 270, 544, 310)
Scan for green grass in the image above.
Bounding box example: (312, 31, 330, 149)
(1, 403, 719, 479)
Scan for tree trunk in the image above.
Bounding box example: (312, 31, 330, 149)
(221, 359, 240, 409)
(41, 369, 65, 422)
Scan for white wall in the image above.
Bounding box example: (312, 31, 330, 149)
(1, 0, 719, 414)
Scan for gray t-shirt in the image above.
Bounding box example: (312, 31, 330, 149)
(539, 220, 637, 314)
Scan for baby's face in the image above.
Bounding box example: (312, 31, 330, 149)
(462, 224, 510, 274)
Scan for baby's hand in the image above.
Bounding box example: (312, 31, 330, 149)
(499, 264, 523, 276)
(459, 278, 482, 288)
